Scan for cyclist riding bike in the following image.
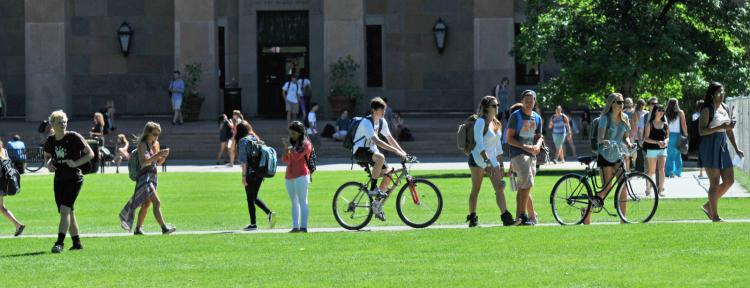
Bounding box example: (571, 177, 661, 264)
(351, 97, 408, 199)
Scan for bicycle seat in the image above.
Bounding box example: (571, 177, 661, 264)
(577, 156, 596, 165)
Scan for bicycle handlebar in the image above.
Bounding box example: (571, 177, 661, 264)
(401, 155, 418, 164)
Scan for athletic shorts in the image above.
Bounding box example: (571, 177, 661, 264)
(171, 95, 183, 110)
(468, 155, 480, 168)
(54, 178, 83, 212)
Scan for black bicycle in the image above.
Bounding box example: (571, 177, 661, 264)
(550, 143, 659, 224)
(332, 155, 443, 230)
(23, 146, 46, 172)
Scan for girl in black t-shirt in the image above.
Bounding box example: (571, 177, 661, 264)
(43, 110, 95, 253)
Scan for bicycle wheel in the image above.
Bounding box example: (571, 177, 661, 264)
(615, 172, 658, 223)
(396, 178, 442, 228)
(550, 173, 593, 225)
(25, 147, 45, 172)
(332, 182, 373, 230)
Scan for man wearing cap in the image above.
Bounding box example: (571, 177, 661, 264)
(506, 90, 544, 225)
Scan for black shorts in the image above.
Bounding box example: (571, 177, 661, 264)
(354, 147, 375, 163)
(54, 179, 83, 212)
(596, 154, 621, 168)
(468, 155, 479, 168)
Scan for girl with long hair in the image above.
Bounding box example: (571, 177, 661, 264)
(0, 140, 25, 236)
(282, 121, 312, 232)
(698, 82, 744, 222)
(113, 134, 130, 174)
(119, 122, 176, 235)
(643, 104, 668, 197)
(466, 96, 515, 227)
(237, 120, 276, 230)
(665, 98, 688, 177)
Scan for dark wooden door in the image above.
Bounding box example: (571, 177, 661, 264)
(258, 54, 287, 116)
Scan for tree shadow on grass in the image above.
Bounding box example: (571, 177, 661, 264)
(415, 169, 579, 179)
(0, 251, 46, 258)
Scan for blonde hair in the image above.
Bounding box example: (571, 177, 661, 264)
(601, 93, 631, 130)
(138, 122, 162, 144)
(49, 110, 67, 125)
(94, 112, 105, 127)
(117, 134, 128, 145)
(232, 110, 244, 121)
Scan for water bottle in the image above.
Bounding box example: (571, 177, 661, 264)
(510, 172, 517, 192)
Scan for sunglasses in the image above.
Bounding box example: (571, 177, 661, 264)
(615, 101, 624, 105)
(655, 108, 665, 112)
(152, 133, 161, 137)
(488, 104, 498, 108)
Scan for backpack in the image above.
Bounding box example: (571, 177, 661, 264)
(305, 146, 318, 182)
(241, 136, 278, 178)
(342, 116, 382, 150)
(510, 110, 548, 164)
(589, 116, 601, 153)
(456, 115, 488, 155)
(0, 159, 21, 195)
(128, 148, 141, 181)
(80, 138, 100, 174)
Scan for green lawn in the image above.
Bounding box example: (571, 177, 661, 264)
(3, 170, 750, 234)
(2, 170, 750, 286)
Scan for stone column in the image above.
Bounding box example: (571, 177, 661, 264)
(175, 0, 218, 120)
(237, 0, 257, 116)
(25, 0, 71, 121)
(473, 0, 515, 107)
(323, 0, 365, 117)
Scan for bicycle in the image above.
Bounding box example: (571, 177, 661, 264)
(332, 155, 443, 230)
(23, 146, 46, 172)
(549, 142, 659, 225)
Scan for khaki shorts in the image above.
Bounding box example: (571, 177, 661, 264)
(285, 99, 299, 113)
(511, 154, 537, 190)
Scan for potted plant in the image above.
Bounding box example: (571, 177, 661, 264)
(182, 62, 204, 121)
(328, 55, 362, 117)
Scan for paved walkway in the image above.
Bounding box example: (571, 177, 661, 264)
(3, 219, 749, 240)
(22, 159, 748, 199)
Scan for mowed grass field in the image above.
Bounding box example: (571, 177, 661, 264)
(2, 169, 750, 286)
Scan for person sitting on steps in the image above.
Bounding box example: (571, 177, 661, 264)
(351, 97, 408, 201)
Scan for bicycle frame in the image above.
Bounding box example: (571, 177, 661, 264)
(362, 160, 419, 204)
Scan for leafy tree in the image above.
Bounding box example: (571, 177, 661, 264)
(513, 0, 750, 110)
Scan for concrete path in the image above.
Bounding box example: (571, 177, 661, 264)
(3, 219, 750, 240)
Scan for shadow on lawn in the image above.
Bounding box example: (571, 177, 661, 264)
(0, 251, 46, 258)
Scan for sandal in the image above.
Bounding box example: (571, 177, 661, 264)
(14, 225, 25, 237)
(701, 206, 711, 220)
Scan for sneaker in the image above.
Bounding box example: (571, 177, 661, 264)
(133, 228, 145, 235)
(368, 188, 387, 198)
(162, 225, 176, 235)
(14, 225, 25, 237)
(268, 212, 277, 229)
(374, 211, 386, 221)
(70, 243, 84, 250)
(519, 214, 534, 226)
(243, 224, 257, 231)
(51, 243, 64, 253)
(371, 201, 385, 221)
(289, 228, 300, 233)
(501, 211, 516, 226)
(299, 228, 308, 233)
(466, 214, 478, 228)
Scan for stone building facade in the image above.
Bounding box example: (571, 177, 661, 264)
(0, 0, 551, 121)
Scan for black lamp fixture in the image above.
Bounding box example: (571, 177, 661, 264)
(117, 21, 133, 57)
(432, 18, 448, 53)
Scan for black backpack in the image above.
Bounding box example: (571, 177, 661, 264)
(305, 146, 318, 182)
(0, 159, 21, 196)
(342, 116, 383, 150)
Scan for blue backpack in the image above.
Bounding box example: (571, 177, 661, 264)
(241, 136, 277, 178)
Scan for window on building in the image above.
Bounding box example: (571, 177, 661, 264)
(514, 23, 540, 85)
(366, 25, 383, 87)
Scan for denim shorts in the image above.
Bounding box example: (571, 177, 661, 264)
(645, 148, 667, 158)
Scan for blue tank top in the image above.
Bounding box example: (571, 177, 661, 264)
(552, 115, 566, 134)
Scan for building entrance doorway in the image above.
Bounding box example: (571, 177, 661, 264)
(257, 11, 309, 117)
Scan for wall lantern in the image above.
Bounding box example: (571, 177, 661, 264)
(433, 18, 448, 53)
(118, 21, 133, 57)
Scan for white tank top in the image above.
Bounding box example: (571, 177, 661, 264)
(668, 115, 681, 133)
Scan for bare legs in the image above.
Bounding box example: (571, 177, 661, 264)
(135, 193, 168, 230)
(0, 196, 23, 231)
(703, 167, 734, 221)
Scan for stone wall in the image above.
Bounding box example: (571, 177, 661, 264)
(69, 0, 175, 116)
(0, 0, 25, 117)
(366, 0, 477, 112)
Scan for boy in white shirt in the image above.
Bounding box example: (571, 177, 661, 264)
(282, 75, 302, 123)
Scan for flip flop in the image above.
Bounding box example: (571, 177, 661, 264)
(701, 206, 711, 220)
(14, 225, 25, 237)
